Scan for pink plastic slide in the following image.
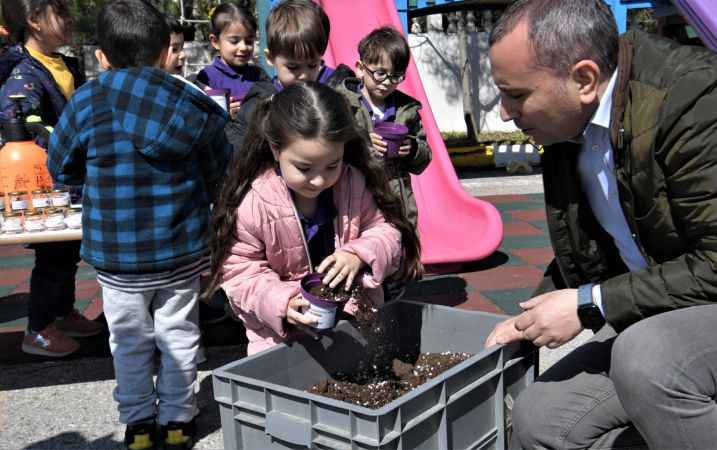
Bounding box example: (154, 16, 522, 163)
(319, 0, 503, 265)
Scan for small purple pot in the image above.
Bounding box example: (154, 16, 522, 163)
(300, 273, 339, 330)
(373, 122, 409, 159)
(205, 88, 229, 111)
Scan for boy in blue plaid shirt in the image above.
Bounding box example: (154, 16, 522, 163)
(47, 1, 231, 448)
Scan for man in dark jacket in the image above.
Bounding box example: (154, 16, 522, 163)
(485, 0, 717, 448)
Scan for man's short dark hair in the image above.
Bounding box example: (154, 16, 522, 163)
(97, 0, 169, 68)
(358, 26, 410, 72)
(490, 0, 618, 76)
(266, 0, 330, 60)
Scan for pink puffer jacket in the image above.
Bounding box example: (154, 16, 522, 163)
(222, 165, 402, 354)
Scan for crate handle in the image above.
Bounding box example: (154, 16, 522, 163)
(265, 411, 312, 447)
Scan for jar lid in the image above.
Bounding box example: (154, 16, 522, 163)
(50, 188, 68, 193)
(3, 210, 21, 218)
(44, 208, 61, 214)
(68, 206, 82, 212)
(25, 211, 42, 217)
(31, 189, 47, 194)
(9, 191, 27, 195)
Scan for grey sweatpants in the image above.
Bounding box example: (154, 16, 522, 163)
(102, 278, 200, 425)
(510, 305, 717, 450)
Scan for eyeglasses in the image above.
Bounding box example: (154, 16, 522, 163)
(360, 62, 406, 84)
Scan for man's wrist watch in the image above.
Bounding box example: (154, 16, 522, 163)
(577, 283, 605, 332)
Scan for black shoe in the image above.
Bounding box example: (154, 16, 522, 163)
(160, 418, 196, 449)
(124, 417, 157, 450)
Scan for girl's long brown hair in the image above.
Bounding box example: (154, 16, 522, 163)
(204, 81, 421, 299)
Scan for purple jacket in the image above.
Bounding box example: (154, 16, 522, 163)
(196, 57, 269, 101)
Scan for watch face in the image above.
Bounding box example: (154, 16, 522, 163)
(579, 305, 604, 331)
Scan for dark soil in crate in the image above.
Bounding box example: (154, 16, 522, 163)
(307, 292, 472, 408)
(308, 352, 472, 408)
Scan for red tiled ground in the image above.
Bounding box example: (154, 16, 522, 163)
(510, 209, 547, 222)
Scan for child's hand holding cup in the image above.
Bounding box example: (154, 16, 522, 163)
(228, 95, 244, 120)
(372, 122, 410, 159)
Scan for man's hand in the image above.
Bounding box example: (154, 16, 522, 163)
(484, 316, 524, 348)
(514, 289, 583, 348)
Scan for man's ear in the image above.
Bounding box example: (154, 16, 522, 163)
(570, 59, 602, 106)
(95, 48, 112, 71)
(264, 48, 275, 67)
(354, 60, 364, 77)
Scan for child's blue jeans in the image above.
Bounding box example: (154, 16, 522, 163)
(101, 277, 200, 425)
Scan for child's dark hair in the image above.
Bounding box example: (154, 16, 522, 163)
(164, 14, 183, 36)
(358, 26, 411, 72)
(266, 0, 330, 60)
(1, 0, 71, 44)
(205, 81, 422, 298)
(209, 2, 256, 37)
(97, 0, 169, 68)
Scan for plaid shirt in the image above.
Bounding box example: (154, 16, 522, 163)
(48, 67, 232, 273)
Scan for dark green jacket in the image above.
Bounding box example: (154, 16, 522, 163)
(336, 77, 432, 227)
(542, 30, 717, 332)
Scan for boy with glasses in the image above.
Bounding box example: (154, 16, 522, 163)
(337, 26, 432, 230)
(337, 26, 431, 302)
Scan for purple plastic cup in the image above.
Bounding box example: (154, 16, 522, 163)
(205, 88, 229, 111)
(373, 122, 409, 159)
(300, 273, 340, 330)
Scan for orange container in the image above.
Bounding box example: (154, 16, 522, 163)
(0, 140, 53, 212)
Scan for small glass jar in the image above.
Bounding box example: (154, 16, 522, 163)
(31, 189, 50, 209)
(24, 211, 45, 232)
(2, 211, 24, 234)
(0, 191, 5, 213)
(65, 206, 82, 229)
(9, 191, 28, 211)
(44, 208, 66, 230)
(50, 188, 70, 207)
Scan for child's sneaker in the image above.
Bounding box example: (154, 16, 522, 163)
(160, 418, 196, 449)
(124, 417, 157, 450)
(55, 309, 104, 337)
(21, 324, 80, 357)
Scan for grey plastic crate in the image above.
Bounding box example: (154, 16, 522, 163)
(213, 300, 535, 450)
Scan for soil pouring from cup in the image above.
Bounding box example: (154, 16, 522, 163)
(373, 122, 409, 159)
(300, 273, 343, 330)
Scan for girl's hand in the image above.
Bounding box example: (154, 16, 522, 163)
(369, 132, 387, 159)
(317, 250, 366, 290)
(229, 97, 242, 119)
(286, 294, 317, 326)
(398, 138, 412, 157)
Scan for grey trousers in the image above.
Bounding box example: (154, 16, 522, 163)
(102, 278, 200, 425)
(510, 305, 717, 450)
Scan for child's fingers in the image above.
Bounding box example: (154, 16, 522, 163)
(316, 254, 336, 274)
(398, 145, 411, 157)
(327, 265, 351, 289)
(344, 269, 358, 292)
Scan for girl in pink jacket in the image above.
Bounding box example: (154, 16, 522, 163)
(204, 81, 422, 354)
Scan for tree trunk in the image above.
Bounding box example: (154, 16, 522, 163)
(456, 12, 481, 143)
